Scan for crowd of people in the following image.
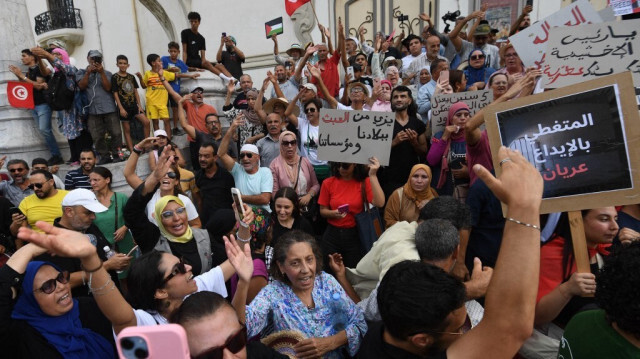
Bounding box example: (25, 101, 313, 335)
(1, 5, 639, 359)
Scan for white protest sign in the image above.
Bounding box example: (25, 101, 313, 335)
(317, 109, 394, 166)
(510, 0, 602, 69)
(430, 90, 491, 135)
(542, 19, 640, 89)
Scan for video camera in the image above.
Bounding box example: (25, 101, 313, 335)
(441, 10, 461, 33)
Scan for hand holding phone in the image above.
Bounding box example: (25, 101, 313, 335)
(346, 66, 355, 81)
(337, 204, 349, 214)
(439, 70, 449, 83)
(231, 188, 249, 227)
(117, 324, 190, 359)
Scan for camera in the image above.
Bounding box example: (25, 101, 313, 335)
(397, 14, 409, 22)
(441, 10, 461, 33)
(92, 56, 102, 64)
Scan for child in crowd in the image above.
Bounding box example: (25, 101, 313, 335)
(137, 54, 175, 140)
(162, 41, 200, 137)
(112, 55, 150, 151)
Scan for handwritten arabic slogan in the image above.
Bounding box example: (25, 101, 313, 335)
(510, 0, 602, 69)
(542, 20, 640, 89)
(317, 109, 395, 166)
(497, 85, 632, 200)
(430, 90, 491, 136)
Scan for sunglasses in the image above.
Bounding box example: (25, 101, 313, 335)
(161, 258, 187, 285)
(281, 140, 297, 147)
(191, 326, 247, 359)
(470, 54, 485, 60)
(192, 90, 203, 94)
(9, 168, 26, 173)
(34, 271, 70, 294)
(239, 153, 254, 159)
(28, 182, 46, 189)
(304, 108, 317, 114)
(160, 206, 186, 219)
(165, 172, 177, 179)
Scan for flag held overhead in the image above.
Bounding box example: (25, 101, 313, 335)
(265, 17, 284, 39)
(7, 81, 34, 110)
(285, 0, 311, 16)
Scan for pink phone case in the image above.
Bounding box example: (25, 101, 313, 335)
(117, 324, 190, 359)
(338, 204, 349, 214)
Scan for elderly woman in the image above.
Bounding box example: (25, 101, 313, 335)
(0, 243, 114, 358)
(463, 49, 495, 90)
(234, 230, 367, 358)
(384, 65, 401, 87)
(270, 130, 320, 207)
(427, 102, 471, 197)
(496, 44, 526, 81)
(384, 164, 438, 227)
(370, 79, 393, 112)
(225, 88, 266, 147)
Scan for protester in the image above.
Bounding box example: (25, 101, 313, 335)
(370, 79, 393, 112)
(270, 131, 319, 204)
(65, 149, 96, 190)
(31, 158, 65, 190)
(384, 164, 438, 227)
(147, 129, 188, 170)
(463, 49, 495, 90)
(270, 187, 314, 248)
(0, 158, 33, 206)
(217, 35, 245, 81)
(449, 69, 468, 93)
(449, 11, 501, 69)
(495, 43, 526, 80)
(224, 88, 266, 148)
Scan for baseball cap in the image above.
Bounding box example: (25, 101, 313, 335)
(301, 83, 318, 94)
(474, 23, 491, 36)
(154, 129, 168, 137)
(87, 50, 103, 58)
(191, 87, 204, 93)
(62, 189, 108, 213)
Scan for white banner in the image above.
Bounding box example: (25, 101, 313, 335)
(430, 90, 491, 135)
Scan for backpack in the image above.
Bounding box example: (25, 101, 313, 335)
(44, 70, 75, 111)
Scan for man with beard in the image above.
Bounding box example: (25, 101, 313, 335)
(0, 158, 34, 206)
(194, 141, 235, 226)
(310, 17, 347, 103)
(223, 74, 256, 111)
(31, 158, 65, 190)
(64, 149, 97, 190)
(256, 113, 283, 168)
(381, 86, 427, 199)
(37, 188, 130, 297)
(449, 11, 501, 70)
(270, 64, 298, 102)
(217, 35, 245, 81)
(11, 170, 68, 237)
(509, 5, 532, 36)
(417, 59, 449, 120)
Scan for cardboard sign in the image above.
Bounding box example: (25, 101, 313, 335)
(317, 109, 395, 166)
(430, 90, 491, 135)
(542, 19, 640, 89)
(609, 0, 640, 16)
(265, 17, 284, 39)
(510, 0, 602, 69)
(484, 72, 640, 214)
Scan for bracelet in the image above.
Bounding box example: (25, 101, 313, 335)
(89, 277, 113, 294)
(132, 145, 143, 155)
(236, 231, 251, 243)
(506, 217, 541, 231)
(82, 260, 103, 273)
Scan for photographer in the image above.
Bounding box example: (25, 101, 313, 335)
(76, 50, 122, 165)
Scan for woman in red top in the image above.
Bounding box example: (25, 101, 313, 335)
(317, 158, 385, 270)
(535, 208, 619, 329)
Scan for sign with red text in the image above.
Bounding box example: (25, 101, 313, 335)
(484, 72, 640, 214)
(431, 90, 491, 136)
(509, 0, 602, 69)
(542, 19, 640, 89)
(317, 109, 395, 165)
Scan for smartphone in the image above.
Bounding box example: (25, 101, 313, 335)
(116, 324, 190, 359)
(9, 207, 23, 217)
(222, 32, 227, 37)
(231, 188, 245, 221)
(346, 66, 355, 80)
(338, 204, 349, 214)
(440, 70, 449, 83)
(126, 245, 139, 257)
(526, 0, 533, 6)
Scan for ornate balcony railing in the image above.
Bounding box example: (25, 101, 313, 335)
(34, 8, 83, 35)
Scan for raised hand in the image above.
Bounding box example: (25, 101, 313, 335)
(223, 235, 253, 282)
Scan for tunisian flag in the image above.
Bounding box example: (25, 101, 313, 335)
(285, 0, 311, 16)
(7, 81, 35, 109)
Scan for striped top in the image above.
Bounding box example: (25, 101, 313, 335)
(64, 168, 91, 190)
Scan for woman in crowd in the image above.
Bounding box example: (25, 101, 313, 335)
(427, 102, 471, 196)
(0, 243, 114, 358)
(90, 166, 136, 286)
(496, 43, 526, 81)
(318, 159, 385, 268)
(148, 129, 187, 170)
(449, 69, 468, 93)
(369, 79, 393, 112)
(489, 72, 509, 101)
(384, 164, 438, 227)
(271, 187, 314, 247)
(535, 208, 619, 330)
(233, 231, 367, 358)
(463, 49, 495, 90)
(384, 66, 401, 88)
(124, 139, 201, 228)
(270, 130, 320, 209)
(30, 47, 92, 165)
(225, 88, 265, 146)
(15, 209, 252, 335)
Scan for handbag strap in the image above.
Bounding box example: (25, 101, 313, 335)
(360, 182, 370, 214)
(292, 157, 302, 191)
(114, 193, 118, 232)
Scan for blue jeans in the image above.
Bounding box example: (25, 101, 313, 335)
(32, 103, 61, 157)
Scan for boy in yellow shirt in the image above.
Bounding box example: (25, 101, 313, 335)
(137, 54, 176, 140)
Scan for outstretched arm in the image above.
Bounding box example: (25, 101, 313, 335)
(178, 95, 197, 139)
(308, 64, 338, 109)
(218, 117, 242, 172)
(510, 5, 533, 36)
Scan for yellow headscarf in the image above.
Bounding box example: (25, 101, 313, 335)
(403, 164, 438, 207)
(154, 195, 193, 243)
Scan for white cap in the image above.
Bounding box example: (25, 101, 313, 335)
(154, 129, 168, 137)
(240, 144, 260, 155)
(62, 189, 108, 213)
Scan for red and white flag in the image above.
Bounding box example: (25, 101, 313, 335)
(7, 81, 34, 109)
(285, 0, 311, 16)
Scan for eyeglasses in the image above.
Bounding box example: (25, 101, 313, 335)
(160, 206, 187, 219)
(239, 153, 253, 159)
(304, 108, 317, 114)
(28, 182, 46, 189)
(161, 258, 187, 285)
(34, 271, 70, 294)
(350, 87, 364, 93)
(281, 140, 297, 147)
(504, 53, 518, 58)
(191, 325, 247, 359)
(9, 168, 26, 173)
(164, 172, 177, 179)
(470, 54, 485, 60)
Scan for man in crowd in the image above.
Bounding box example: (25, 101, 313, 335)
(509, 5, 533, 36)
(217, 35, 245, 81)
(176, 87, 220, 170)
(416, 58, 449, 120)
(194, 141, 235, 227)
(406, 35, 448, 84)
(8, 49, 63, 165)
(0, 158, 33, 206)
(76, 50, 122, 165)
(400, 34, 424, 73)
(181, 11, 234, 83)
(223, 74, 254, 111)
(31, 158, 64, 190)
(256, 113, 283, 168)
(65, 149, 97, 190)
(11, 169, 69, 237)
(271, 64, 298, 102)
(449, 11, 501, 70)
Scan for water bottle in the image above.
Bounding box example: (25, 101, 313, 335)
(104, 246, 123, 274)
(329, 292, 349, 332)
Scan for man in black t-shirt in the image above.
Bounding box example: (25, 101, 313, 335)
(194, 141, 235, 227)
(216, 35, 245, 80)
(8, 49, 63, 165)
(181, 12, 235, 83)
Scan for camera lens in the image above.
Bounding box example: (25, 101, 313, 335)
(121, 338, 134, 350)
(134, 348, 149, 358)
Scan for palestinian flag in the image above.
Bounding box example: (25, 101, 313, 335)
(266, 17, 284, 38)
